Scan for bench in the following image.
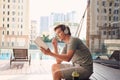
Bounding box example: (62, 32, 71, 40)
(89, 63, 120, 80)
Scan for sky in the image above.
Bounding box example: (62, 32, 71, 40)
(30, 0, 88, 39)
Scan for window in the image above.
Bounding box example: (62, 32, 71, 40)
(21, 12, 23, 16)
(8, 5, 10, 9)
(108, 31, 111, 35)
(113, 31, 115, 35)
(104, 16, 107, 20)
(2, 42, 4, 47)
(97, 8, 99, 13)
(7, 18, 9, 21)
(12, 11, 15, 15)
(3, 18, 5, 21)
(3, 11, 5, 15)
(103, 31, 106, 35)
(7, 24, 9, 28)
(8, 11, 10, 15)
(3, 4, 5, 9)
(97, 16, 99, 20)
(113, 24, 117, 27)
(2, 31, 4, 35)
(102, 1, 106, 7)
(109, 8, 111, 14)
(114, 10, 119, 14)
(12, 31, 14, 35)
(3, 24, 5, 27)
(103, 8, 106, 13)
(114, 3, 118, 7)
(8, 0, 10, 2)
(116, 16, 118, 21)
(113, 16, 119, 21)
(104, 23, 107, 27)
(7, 31, 9, 35)
(12, 18, 15, 22)
(12, 42, 14, 46)
(113, 16, 116, 21)
(109, 2, 112, 6)
(21, 24, 23, 28)
(109, 16, 111, 21)
(97, 1, 99, 5)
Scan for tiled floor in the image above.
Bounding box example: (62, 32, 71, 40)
(0, 60, 55, 80)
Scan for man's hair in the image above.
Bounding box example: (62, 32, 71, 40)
(54, 24, 71, 35)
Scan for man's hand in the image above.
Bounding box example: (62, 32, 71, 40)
(52, 37, 58, 48)
(40, 47, 52, 55)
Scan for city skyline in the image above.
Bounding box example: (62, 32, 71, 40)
(30, 0, 88, 39)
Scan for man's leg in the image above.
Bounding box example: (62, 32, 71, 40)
(52, 64, 63, 80)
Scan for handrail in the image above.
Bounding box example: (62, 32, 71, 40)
(75, 0, 90, 37)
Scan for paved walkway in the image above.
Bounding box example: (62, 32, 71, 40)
(0, 60, 55, 80)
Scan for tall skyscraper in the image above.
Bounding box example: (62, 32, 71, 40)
(0, 0, 29, 49)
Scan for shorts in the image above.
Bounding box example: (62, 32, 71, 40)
(59, 63, 92, 80)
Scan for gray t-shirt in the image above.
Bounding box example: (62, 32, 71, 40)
(62, 37, 93, 70)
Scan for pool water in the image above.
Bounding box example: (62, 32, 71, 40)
(0, 53, 10, 60)
(0, 43, 65, 60)
(0, 52, 55, 60)
(0, 43, 96, 60)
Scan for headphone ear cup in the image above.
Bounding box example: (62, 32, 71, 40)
(64, 27, 68, 34)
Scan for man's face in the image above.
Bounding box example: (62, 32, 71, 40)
(55, 28, 65, 41)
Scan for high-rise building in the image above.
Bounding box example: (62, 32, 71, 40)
(0, 0, 29, 49)
(40, 11, 77, 37)
(40, 16, 49, 35)
(87, 0, 120, 53)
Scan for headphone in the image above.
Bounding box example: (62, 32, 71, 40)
(64, 27, 69, 34)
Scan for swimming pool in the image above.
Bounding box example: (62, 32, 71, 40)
(0, 43, 96, 60)
(0, 43, 65, 60)
(0, 52, 55, 60)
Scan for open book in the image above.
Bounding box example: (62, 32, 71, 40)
(34, 36, 49, 50)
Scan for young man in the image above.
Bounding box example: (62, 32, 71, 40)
(40, 24, 93, 80)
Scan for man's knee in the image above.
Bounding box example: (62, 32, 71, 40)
(53, 70, 62, 79)
(51, 63, 60, 72)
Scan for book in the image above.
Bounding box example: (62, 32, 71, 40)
(34, 36, 49, 50)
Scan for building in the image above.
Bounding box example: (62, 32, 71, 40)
(40, 11, 77, 37)
(30, 20, 38, 44)
(0, 0, 29, 49)
(87, 0, 120, 53)
(40, 16, 49, 35)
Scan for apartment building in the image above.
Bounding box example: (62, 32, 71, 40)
(0, 0, 29, 49)
(87, 0, 120, 53)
